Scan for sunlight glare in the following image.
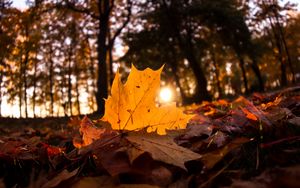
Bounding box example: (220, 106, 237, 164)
(159, 87, 173, 103)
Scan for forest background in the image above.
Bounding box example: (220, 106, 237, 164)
(0, 0, 300, 118)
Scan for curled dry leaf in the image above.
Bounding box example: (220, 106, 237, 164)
(101, 65, 193, 135)
(234, 96, 272, 127)
(74, 116, 115, 148)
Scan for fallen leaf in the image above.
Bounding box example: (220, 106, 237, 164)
(241, 108, 258, 121)
(265, 107, 293, 123)
(0, 139, 39, 160)
(77, 132, 128, 176)
(234, 96, 272, 127)
(74, 116, 116, 148)
(41, 168, 79, 188)
(126, 132, 201, 170)
(101, 65, 192, 135)
(182, 122, 213, 140)
(40, 143, 64, 157)
(288, 117, 300, 127)
(216, 99, 229, 106)
(261, 96, 282, 110)
(213, 109, 251, 134)
(201, 137, 250, 169)
(207, 131, 228, 148)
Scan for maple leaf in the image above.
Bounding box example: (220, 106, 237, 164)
(102, 65, 192, 135)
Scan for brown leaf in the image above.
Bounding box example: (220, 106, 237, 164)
(265, 107, 293, 123)
(233, 96, 272, 127)
(74, 116, 116, 148)
(213, 109, 250, 134)
(179, 114, 213, 142)
(184, 122, 213, 139)
(78, 134, 129, 176)
(288, 117, 300, 127)
(126, 132, 201, 170)
(201, 137, 250, 169)
(41, 168, 79, 188)
(0, 139, 39, 160)
(208, 131, 229, 148)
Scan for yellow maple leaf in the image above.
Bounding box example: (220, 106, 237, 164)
(101, 65, 192, 135)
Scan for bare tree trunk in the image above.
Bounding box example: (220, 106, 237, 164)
(19, 53, 23, 118)
(62, 0, 132, 115)
(183, 32, 211, 102)
(59, 75, 68, 117)
(85, 35, 97, 112)
(168, 44, 190, 104)
(162, 0, 211, 102)
(262, 0, 287, 86)
(268, 17, 287, 86)
(49, 48, 54, 116)
(23, 49, 29, 118)
(107, 0, 131, 86)
(274, 15, 295, 83)
(211, 49, 222, 98)
(108, 26, 114, 86)
(88, 50, 97, 111)
(95, 0, 110, 115)
(23, 25, 29, 118)
(67, 47, 73, 116)
(249, 57, 264, 91)
(75, 81, 81, 115)
(74, 62, 81, 115)
(238, 56, 249, 94)
(32, 55, 38, 118)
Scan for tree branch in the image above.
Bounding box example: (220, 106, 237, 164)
(109, 0, 132, 47)
(64, 0, 100, 20)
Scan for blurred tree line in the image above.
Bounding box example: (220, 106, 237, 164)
(0, 0, 299, 117)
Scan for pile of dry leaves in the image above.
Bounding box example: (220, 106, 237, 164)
(0, 65, 299, 187)
(0, 88, 299, 187)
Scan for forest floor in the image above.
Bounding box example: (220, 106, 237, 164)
(0, 86, 299, 188)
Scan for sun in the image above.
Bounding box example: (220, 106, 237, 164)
(159, 87, 173, 103)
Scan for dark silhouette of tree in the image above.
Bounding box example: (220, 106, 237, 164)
(187, 0, 264, 92)
(254, 0, 296, 86)
(56, 0, 132, 115)
(0, 0, 14, 116)
(0, 0, 298, 117)
(122, 0, 211, 104)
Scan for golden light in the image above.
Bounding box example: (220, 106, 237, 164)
(159, 87, 174, 103)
